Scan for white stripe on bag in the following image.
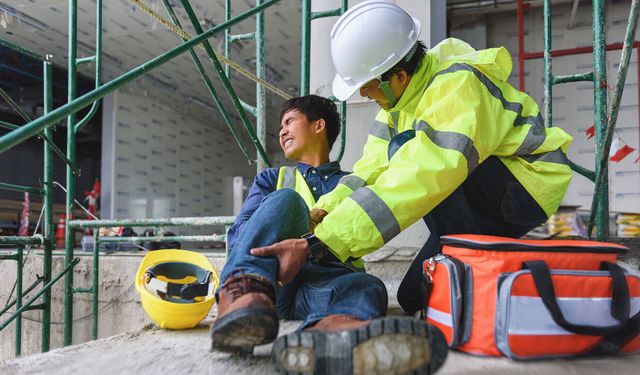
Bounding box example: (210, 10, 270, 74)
(507, 296, 640, 335)
(427, 306, 454, 327)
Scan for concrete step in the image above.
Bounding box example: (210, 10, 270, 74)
(2, 317, 639, 375)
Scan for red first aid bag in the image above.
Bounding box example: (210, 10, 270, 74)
(423, 234, 640, 359)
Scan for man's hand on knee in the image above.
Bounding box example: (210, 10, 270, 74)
(251, 239, 309, 285)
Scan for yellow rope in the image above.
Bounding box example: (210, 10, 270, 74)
(130, 0, 293, 100)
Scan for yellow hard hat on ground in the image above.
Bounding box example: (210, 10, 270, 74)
(135, 249, 219, 329)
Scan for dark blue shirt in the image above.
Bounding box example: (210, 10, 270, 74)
(226, 161, 348, 251)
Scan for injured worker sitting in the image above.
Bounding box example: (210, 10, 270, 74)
(211, 94, 448, 374)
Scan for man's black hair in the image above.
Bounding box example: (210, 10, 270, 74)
(381, 40, 427, 81)
(279, 94, 340, 149)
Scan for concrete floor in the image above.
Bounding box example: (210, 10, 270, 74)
(1, 319, 639, 375)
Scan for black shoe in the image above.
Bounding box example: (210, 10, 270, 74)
(271, 316, 448, 374)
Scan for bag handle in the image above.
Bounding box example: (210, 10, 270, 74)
(523, 260, 630, 336)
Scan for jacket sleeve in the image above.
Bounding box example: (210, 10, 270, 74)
(226, 169, 277, 251)
(313, 110, 394, 213)
(315, 70, 515, 261)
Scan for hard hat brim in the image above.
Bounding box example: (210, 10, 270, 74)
(332, 73, 360, 102)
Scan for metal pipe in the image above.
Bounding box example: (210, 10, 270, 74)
(0, 182, 43, 195)
(0, 277, 44, 317)
(0, 236, 45, 245)
(179, 0, 272, 168)
(75, 56, 96, 65)
(0, 86, 33, 126)
(42, 55, 53, 352)
(0, 258, 80, 331)
(92, 230, 99, 340)
(567, 159, 595, 182)
(312, 9, 342, 20)
(517, 0, 525, 90)
(552, 72, 595, 84)
(160, 0, 251, 162)
(14, 245, 23, 356)
(0, 86, 77, 173)
(225, 0, 232, 78)
(98, 235, 226, 243)
(256, 0, 267, 172)
(0, 119, 20, 130)
(229, 32, 256, 42)
(0, 38, 44, 61)
(0, 0, 281, 154)
(74, 0, 103, 133)
(589, 0, 609, 240)
(300, 0, 311, 96)
(338, 100, 347, 162)
(543, 0, 552, 127)
(589, 0, 639, 239)
(240, 100, 258, 116)
(524, 42, 640, 60)
(567, 0, 580, 30)
(68, 216, 235, 228)
(64, 0, 79, 346)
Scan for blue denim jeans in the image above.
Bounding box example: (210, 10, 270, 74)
(389, 131, 549, 314)
(218, 189, 388, 329)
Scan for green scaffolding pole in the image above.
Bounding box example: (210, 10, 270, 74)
(223, 0, 268, 172)
(180, 0, 271, 169)
(588, 0, 640, 239)
(542, 0, 638, 239)
(42, 54, 54, 352)
(63, 0, 79, 346)
(591, 0, 609, 239)
(300, 1, 349, 162)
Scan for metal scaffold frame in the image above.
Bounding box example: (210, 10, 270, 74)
(517, 0, 640, 240)
(0, 0, 349, 357)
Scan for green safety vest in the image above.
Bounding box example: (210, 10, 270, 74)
(313, 38, 574, 263)
(276, 166, 365, 270)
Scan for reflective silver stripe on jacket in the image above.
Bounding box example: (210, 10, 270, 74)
(414, 120, 480, 174)
(427, 63, 547, 157)
(369, 120, 394, 141)
(339, 175, 366, 191)
(520, 148, 570, 165)
(349, 187, 401, 243)
(281, 166, 296, 189)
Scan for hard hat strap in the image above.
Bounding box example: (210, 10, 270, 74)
(378, 80, 398, 108)
(144, 262, 214, 302)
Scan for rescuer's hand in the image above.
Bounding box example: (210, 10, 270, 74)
(250, 239, 308, 285)
(310, 209, 328, 231)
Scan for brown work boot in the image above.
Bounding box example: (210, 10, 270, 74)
(211, 273, 278, 353)
(271, 315, 448, 375)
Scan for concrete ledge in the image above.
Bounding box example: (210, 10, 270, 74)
(1, 318, 638, 375)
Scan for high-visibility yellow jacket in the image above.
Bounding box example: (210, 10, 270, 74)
(314, 38, 573, 263)
(277, 166, 365, 270)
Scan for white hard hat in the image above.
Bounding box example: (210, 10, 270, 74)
(330, 0, 422, 101)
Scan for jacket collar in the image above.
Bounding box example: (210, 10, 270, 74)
(386, 53, 435, 117)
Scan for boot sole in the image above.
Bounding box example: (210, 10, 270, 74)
(211, 306, 279, 353)
(271, 316, 448, 375)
